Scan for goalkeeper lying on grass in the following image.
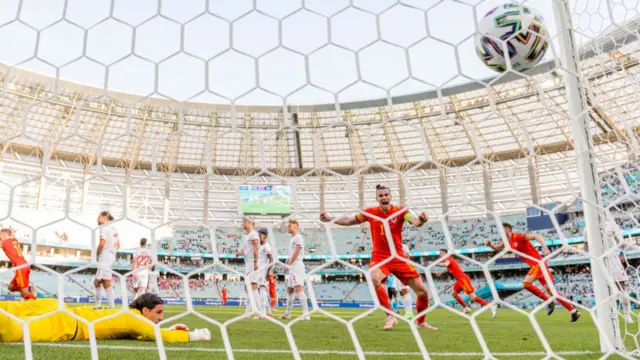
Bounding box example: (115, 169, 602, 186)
(0, 293, 211, 343)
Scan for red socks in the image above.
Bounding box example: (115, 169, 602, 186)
(454, 295, 467, 308)
(271, 298, 276, 309)
(416, 295, 428, 325)
(21, 292, 36, 300)
(474, 297, 488, 306)
(523, 282, 549, 301)
(375, 284, 392, 312)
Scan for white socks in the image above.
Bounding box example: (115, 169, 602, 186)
(261, 287, 271, 315)
(622, 294, 631, 318)
(285, 292, 294, 315)
(403, 293, 413, 315)
(105, 286, 115, 308)
(95, 285, 103, 306)
(253, 288, 262, 314)
(298, 291, 309, 315)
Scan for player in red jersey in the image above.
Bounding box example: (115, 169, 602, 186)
(0, 229, 36, 300)
(268, 272, 278, 310)
(486, 223, 580, 322)
(434, 249, 496, 317)
(221, 286, 228, 306)
(320, 184, 435, 330)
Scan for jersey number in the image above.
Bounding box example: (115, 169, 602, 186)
(13, 243, 23, 258)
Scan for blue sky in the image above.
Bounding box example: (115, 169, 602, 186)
(0, 0, 634, 105)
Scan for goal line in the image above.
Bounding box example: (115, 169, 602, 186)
(8, 343, 599, 357)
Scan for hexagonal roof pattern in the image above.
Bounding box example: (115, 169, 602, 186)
(0, 1, 637, 177)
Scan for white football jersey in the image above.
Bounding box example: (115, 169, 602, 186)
(609, 251, 629, 282)
(133, 248, 151, 269)
(98, 223, 118, 265)
(243, 230, 260, 269)
(288, 233, 305, 267)
(258, 242, 272, 269)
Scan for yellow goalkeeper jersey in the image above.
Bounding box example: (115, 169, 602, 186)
(0, 299, 189, 343)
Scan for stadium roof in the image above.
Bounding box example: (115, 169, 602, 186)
(0, 18, 639, 179)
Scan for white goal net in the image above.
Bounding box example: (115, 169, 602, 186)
(0, 0, 638, 359)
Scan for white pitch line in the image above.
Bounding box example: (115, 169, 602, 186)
(5, 343, 601, 357)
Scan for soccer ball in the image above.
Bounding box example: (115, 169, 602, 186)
(475, 3, 549, 73)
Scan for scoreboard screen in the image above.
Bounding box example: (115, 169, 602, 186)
(239, 185, 291, 215)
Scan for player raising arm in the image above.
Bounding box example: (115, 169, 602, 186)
(433, 249, 496, 317)
(0, 293, 211, 343)
(485, 223, 579, 322)
(0, 229, 36, 300)
(320, 184, 435, 330)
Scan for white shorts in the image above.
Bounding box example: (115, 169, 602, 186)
(133, 271, 149, 289)
(246, 266, 260, 284)
(148, 286, 159, 295)
(257, 268, 268, 287)
(95, 264, 113, 281)
(286, 273, 305, 288)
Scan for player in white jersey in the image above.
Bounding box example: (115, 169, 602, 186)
(396, 243, 415, 319)
(147, 265, 159, 295)
(132, 238, 151, 300)
(610, 246, 633, 323)
(606, 222, 633, 323)
(282, 219, 309, 320)
(95, 211, 120, 308)
(235, 216, 260, 316)
(256, 228, 274, 317)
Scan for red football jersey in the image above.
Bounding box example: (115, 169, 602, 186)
(356, 205, 410, 260)
(445, 256, 466, 281)
(1, 238, 27, 267)
(268, 273, 276, 290)
(509, 232, 542, 267)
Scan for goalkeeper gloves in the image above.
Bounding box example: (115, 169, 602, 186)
(189, 328, 211, 342)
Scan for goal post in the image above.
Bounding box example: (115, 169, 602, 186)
(552, 0, 621, 352)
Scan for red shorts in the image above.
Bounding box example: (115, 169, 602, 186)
(371, 257, 421, 286)
(221, 296, 227, 302)
(527, 263, 554, 282)
(452, 276, 474, 295)
(269, 288, 276, 298)
(9, 268, 30, 291)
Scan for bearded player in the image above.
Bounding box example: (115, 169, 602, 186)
(131, 237, 151, 300)
(320, 184, 435, 330)
(486, 223, 580, 322)
(0, 293, 210, 343)
(256, 227, 273, 318)
(0, 229, 36, 300)
(434, 249, 496, 317)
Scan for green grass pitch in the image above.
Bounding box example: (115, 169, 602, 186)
(1, 305, 636, 360)
(241, 195, 291, 215)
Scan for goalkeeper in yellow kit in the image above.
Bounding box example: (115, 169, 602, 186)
(0, 293, 211, 343)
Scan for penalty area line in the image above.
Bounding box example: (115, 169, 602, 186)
(6, 343, 600, 357)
